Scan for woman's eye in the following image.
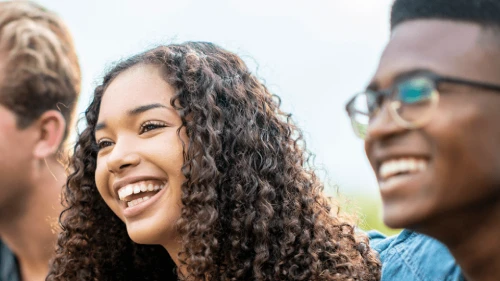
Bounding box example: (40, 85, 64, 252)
(97, 140, 113, 150)
(139, 121, 167, 134)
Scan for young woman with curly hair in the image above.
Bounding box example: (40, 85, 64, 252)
(47, 42, 381, 281)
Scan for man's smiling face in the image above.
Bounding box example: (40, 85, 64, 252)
(365, 19, 500, 230)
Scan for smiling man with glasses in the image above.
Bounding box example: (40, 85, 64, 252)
(345, 0, 500, 280)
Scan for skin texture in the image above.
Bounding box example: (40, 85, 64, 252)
(0, 105, 68, 281)
(95, 65, 186, 263)
(0, 104, 66, 215)
(0, 104, 34, 214)
(366, 20, 500, 280)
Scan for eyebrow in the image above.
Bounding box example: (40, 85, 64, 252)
(95, 122, 106, 131)
(128, 103, 168, 115)
(367, 68, 435, 91)
(95, 103, 168, 132)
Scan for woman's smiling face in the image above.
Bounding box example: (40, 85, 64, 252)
(94, 64, 186, 246)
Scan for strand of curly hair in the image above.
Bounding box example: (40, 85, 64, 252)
(47, 42, 381, 281)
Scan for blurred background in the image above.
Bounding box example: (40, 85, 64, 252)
(36, 0, 398, 235)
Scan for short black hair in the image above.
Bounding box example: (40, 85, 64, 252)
(391, 0, 500, 30)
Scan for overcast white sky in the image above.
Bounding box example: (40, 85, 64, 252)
(35, 0, 393, 196)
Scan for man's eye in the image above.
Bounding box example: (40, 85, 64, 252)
(97, 140, 113, 150)
(397, 77, 435, 104)
(139, 121, 167, 134)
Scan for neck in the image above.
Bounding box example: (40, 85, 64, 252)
(162, 238, 185, 277)
(416, 196, 500, 281)
(0, 158, 65, 281)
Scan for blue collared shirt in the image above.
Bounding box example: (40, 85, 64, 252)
(369, 229, 465, 281)
(0, 240, 20, 281)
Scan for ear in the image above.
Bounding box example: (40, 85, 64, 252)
(32, 110, 66, 159)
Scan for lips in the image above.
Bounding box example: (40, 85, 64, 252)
(117, 181, 166, 201)
(117, 181, 165, 209)
(113, 177, 167, 207)
(379, 158, 428, 181)
(111, 178, 169, 218)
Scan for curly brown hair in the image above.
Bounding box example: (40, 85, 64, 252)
(47, 42, 381, 281)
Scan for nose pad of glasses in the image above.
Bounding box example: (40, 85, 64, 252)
(388, 100, 417, 128)
(364, 102, 403, 140)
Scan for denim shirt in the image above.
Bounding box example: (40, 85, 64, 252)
(369, 229, 465, 281)
(0, 240, 20, 281)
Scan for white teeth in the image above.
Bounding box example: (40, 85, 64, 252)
(118, 186, 134, 200)
(126, 195, 154, 208)
(379, 158, 427, 180)
(409, 161, 416, 170)
(117, 181, 166, 201)
(133, 186, 141, 194)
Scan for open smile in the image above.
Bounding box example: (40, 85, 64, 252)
(115, 179, 167, 218)
(378, 157, 429, 190)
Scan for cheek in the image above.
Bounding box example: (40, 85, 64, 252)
(429, 102, 500, 204)
(95, 158, 123, 219)
(152, 133, 186, 204)
(0, 127, 35, 186)
(94, 158, 109, 195)
(152, 131, 186, 180)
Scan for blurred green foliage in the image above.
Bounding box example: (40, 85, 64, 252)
(339, 191, 401, 237)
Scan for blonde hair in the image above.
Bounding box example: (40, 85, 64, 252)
(0, 0, 80, 141)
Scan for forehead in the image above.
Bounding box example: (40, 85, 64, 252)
(372, 19, 500, 88)
(98, 64, 174, 120)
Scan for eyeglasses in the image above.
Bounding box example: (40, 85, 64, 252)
(345, 71, 500, 139)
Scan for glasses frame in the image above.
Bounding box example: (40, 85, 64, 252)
(346, 71, 500, 139)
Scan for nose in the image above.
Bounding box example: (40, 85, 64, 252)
(106, 139, 140, 174)
(365, 101, 406, 142)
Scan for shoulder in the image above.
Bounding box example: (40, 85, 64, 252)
(368, 229, 465, 281)
(0, 239, 20, 281)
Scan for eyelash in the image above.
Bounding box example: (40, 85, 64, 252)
(95, 121, 167, 151)
(97, 140, 113, 150)
(139, 121, 167, 134)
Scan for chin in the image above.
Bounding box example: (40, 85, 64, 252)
(382, 202, 429, 230)
(127, 227, 157, 245)
(125, 221, 163, 245)
(125, 219, 178, 247)
(382, 214, 409, 230)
